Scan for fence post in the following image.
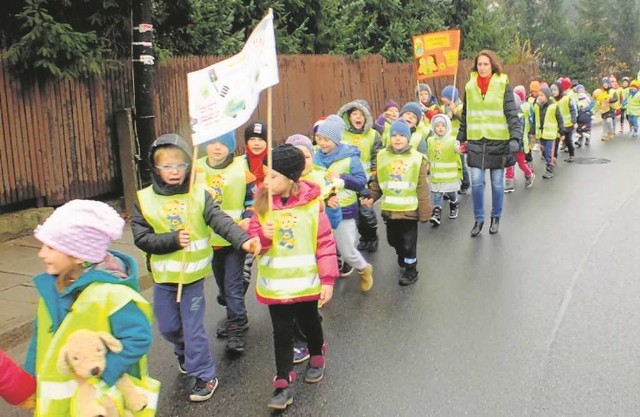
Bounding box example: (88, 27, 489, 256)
(115, 108, 140, 217)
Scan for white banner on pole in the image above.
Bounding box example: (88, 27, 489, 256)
(187, 10, 279, 145)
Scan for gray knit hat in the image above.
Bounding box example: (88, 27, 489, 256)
(539, 87, 553, 100)
(315, 114, 345, 144)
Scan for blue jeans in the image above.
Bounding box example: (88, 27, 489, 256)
(470, 167, 504, 221)
(540, 139, 555, 169)
(431, 191, 457, 208)
(154, 280, 215, 380)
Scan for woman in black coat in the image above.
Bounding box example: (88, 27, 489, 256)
(456, 50, 522, 237)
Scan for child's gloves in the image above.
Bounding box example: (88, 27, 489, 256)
(458, 142, 468, 154)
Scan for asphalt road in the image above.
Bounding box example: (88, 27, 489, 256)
(4, 125, 640, 417)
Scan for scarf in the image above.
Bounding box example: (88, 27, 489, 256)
(246, 148, 267, 186)
(477, 74, 492, 96)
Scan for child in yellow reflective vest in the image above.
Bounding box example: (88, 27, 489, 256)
(25, 200, 155, 416)
(131, 134, 260, 402)
(195, 131, 257, 354)
(363, 119, 431, 286)
(248, 144, 338, 411)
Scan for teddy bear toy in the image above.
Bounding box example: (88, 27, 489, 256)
(57, 329, 148, 417)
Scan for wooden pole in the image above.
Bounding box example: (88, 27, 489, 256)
(176, 145, 199, 303)
(267, 87, 273, 214)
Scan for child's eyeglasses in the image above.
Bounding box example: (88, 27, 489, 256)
(155, 163, 189, 172)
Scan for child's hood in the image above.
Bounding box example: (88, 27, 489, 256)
(338, 100, 374, 133)
(313, 143, 361, 168)
(430, 114, 452, 138)
(148, 134, 193, 196)
(273, 180, 321, 210)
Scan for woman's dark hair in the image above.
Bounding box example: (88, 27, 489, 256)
(472, 49, 503, 75)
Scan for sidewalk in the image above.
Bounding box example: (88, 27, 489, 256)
(0, 223, 152, 351)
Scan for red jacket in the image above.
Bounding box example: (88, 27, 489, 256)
(248, 180, 338, 304)
(0, 349, 36, 406)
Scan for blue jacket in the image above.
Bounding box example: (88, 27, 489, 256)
(313, 144, 367, 220)
(24, 251, 152, 386)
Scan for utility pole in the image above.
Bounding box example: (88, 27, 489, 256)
(132, 0, 156, 186)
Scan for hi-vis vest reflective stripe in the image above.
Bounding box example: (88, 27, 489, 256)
(137, 186, 212, 284)
(534, 102, 560, 139)
(377, 149, 423, 211)
(342, 129, 376, 177)
(256, 200, 321, 301)
(35, 283, 158, 417)
(195, 156, 246, 247)
(327, 157, 358, 207)
(558, 95, 574, 127)
(465, 72, 510, 140)
(427, 136, 462, 183)
(520, 102, 532, 154)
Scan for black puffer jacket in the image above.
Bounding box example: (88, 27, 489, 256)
(457, 82, 522, 169)
(131, 134, 249, 272)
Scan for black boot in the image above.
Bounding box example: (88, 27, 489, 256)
(489, 217, 500, 234)
(430, 206, 442, 227)
(366, 236, 379, 253)
(399, 266, 419, 286)
(449, 200, 459, 219)
(470, 221, 484, 237)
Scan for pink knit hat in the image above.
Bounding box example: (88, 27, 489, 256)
(34, 200, 124, 263)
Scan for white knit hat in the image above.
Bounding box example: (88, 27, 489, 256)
(34, 200, 124, 263)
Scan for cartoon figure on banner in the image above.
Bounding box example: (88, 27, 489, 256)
(418, 56, 438, 76)
(277, 213, 298, 249)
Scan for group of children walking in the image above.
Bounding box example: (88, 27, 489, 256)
(5, 73, 640, 416)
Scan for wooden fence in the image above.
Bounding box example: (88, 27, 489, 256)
(0, 54, 537, 209)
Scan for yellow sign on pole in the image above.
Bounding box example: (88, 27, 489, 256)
(412, 29, 461, 80)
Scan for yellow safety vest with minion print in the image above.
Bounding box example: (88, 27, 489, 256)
(464, 72, 510, 141)
(427, 136, 462, 184)
(34, 283, 158, 417)
(256, 200, 321, 302)
(137, 186, 212, 284)
(377, 149, 423, 211)
(195, 156, 246, 247)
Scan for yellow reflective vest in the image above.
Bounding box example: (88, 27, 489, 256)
(464, 72, 510, 141)
(34, 283, 158, 417)
(256, 200, 321, 302)
(195, 156, 246, 247)
(137, 186, 212, 284)
(326, 157, 358, 207)
(377, 149, 423, 211)
(427, 136, 462, 184)
(341, 129, 377, 178)
(534, 101, 560, 140)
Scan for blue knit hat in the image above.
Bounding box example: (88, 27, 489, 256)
(389, 119, 411, 140)
(210, 131, 236, 153)
(601, 77, 610, 85)
(399, 102, 423, 122)
(316, 114, 345, 144)
(441, 85, 459, 102)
